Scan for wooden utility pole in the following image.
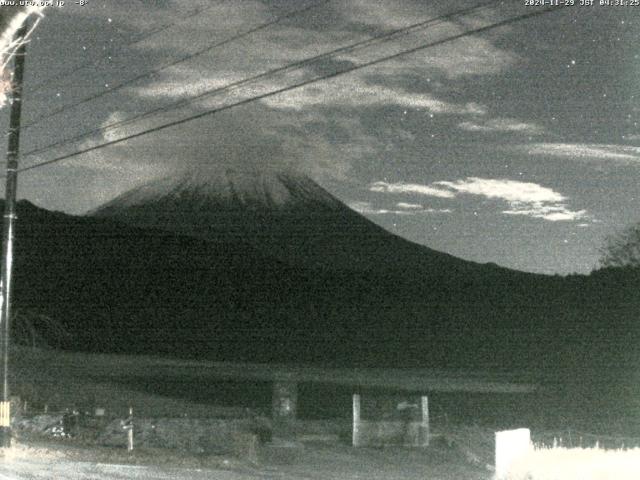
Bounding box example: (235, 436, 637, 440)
(0, 22, 28, 448)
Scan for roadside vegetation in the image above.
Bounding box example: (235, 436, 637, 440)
(508, 445, 640, 480)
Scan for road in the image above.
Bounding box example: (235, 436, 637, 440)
(0, 458, 280, 480)
(0, 441, 491, 480)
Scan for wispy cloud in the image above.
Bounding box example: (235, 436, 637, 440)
(503, 205, 588, 222)
(261, 83, 487, 114)
(369, 177, 588, 222)
(515, 143, 640, 161)
(350, 201, 450, 215)
(459, 118, 544, 135)
(349, 201, 410, 215)
(131, 0, 515, 115)
(61, 102, 375, 185)
(369, 181, 455, 198)
(336, 2, 519, 79)
(396, 202, 424, 210)
(435, 178, 565, 204)
(435, 177, 588, 222)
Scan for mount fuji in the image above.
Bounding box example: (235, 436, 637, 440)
(91, 168, 484, 276)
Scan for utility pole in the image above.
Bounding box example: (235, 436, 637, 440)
(0, 22, 28, 448)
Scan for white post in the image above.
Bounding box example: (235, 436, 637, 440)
(352, 394, 361, 447)
(126, 407, 134, 452)
(127, 427, 133, 452)
(495, 428, 531, 480)
(421, 395, 429, 447)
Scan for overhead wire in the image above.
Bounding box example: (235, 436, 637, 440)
(22, 0, 330, 130)
(21, 0, 501, 160)
(17, 5, 567, 175)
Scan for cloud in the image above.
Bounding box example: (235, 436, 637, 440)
(435, 177, 588, 222)
(135, 65, 485, 113)
(350, 201, 451, 216)
(434, 177, 565, 204)
(349, 201, 412, 215)
(39, 0, 529, 214)
(261, 82, 488, 114)
(459, 118, 544, 135)
(515, 143, 640, 161)
(502, 205, 588, 222)
(396, 202, 423, 210)
(369, 177, 588, 222)
(369, 181, 455, 198)
(412, 36, 518, 79)
(131, 0, 514, 115)
(52, 97, 378, 192)
(334, 1, 520, 79)
(337, 0, 431, 30)
(442, 177, 588, 222)
(133, 68, 244, 101)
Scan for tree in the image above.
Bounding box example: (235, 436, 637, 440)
(11, 308, 69, 349)
(0, 6, 46, 107)
(599, 224, 640, 269)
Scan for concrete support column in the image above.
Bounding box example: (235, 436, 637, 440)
(352, 393, 361, 447)
(420, 395, 429, 447)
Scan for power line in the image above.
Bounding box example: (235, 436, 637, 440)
(29, 2, 218, 93)
(19, 4, 564, 174)
(22, 0, 330, 130)
(21, 0, 500, 160)
(17, 5, 566, 175)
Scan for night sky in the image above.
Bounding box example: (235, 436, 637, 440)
(2, 0, 639, 275)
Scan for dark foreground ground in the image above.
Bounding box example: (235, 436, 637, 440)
(0, 429, 494, 480)
(3, 347, 638, 479)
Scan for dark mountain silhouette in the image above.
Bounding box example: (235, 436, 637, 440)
(1, 169, 637, 381)
(90, 169, 483, 276)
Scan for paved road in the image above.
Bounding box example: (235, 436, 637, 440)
(0, 436, 491, 479)
(0, 447, 492, 480)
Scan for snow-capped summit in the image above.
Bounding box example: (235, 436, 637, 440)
(91, 167, 472, 273)
(96, 168, 343, 213)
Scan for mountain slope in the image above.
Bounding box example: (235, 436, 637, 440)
(90, 169, 488, 276)
(1, 200, 638, 438)
(85, 170, 640, 371)
(0, 194, 635, 374)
